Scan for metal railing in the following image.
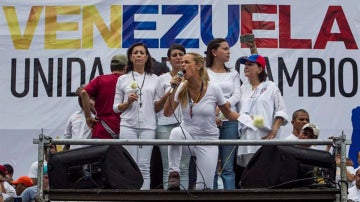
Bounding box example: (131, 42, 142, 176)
(33, 133, 351, 202)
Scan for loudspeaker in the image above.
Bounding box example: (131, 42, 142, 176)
(48, 145, 143, 189)
(239, 145, 336, 189)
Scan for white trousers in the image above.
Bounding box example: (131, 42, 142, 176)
(156, 124, 190, 189)
(168, 127, 218, 190)
(120, 126, 155, 190)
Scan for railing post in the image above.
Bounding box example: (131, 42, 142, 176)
(337, 133, 348, 202)
(37, 133, 45, 199)
(36, 133, 52, 201)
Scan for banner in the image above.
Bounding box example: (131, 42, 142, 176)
(1, 0, 359, 177)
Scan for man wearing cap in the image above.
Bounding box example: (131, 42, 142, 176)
(237, 54, 288, 169)
(298, 123, 320, 149)
(11, 176, 33, 196)
(80, 54, 127, 139)
(0, 165, 16, 200)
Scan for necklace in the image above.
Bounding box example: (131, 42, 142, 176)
(132, 71, 146, 108)
(188, 81, 204, 119)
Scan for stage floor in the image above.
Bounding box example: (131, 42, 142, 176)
(46, 188, 340, 201)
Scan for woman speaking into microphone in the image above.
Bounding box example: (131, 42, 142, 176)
(163, 52, 241, 190)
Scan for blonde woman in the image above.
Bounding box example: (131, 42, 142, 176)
(164, 53, 240, 190)
(155, 44, 191, 189)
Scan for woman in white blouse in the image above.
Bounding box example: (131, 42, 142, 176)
(113, 42, 162, 190)
(205, 38, 240, 190)
(164, 52, 240, 190)
(237, 54, 289, 169)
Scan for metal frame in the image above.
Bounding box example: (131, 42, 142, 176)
(34, 133, 351, 201)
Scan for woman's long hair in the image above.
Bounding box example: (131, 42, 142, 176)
(205, 38, 230, 72)
(178, 52, 209, 107)
(258, 65, 268, 82)
(125, 42, 153, 74)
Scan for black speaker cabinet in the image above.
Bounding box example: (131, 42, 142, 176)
(48, 145, 143, 189)
(240, 145, 336, 189)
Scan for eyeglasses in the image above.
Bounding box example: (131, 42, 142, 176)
(0, 179, 5, 183)
(171, 52, 184, 57)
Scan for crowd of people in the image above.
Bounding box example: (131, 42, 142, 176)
(0, 164, 49, 202)
(1, 35, 360, 201)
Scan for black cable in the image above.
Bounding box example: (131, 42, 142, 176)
(216, 134, 238, 177)
(266, 177, 320, 189)
(265, 172, 336, 189)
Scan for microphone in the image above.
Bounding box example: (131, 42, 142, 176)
(171, 71, 184, 88)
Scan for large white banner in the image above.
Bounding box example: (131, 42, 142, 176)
(1, 0, 359, 178)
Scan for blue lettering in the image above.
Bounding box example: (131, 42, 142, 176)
(122, 5, 159, 48)
(160, 5, 199, 48)
(201, 5, 240, 46)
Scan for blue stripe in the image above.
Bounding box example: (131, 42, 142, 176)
(349, 106, 360, 168)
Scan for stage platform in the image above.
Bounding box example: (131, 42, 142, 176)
(46, 188, 340, 201)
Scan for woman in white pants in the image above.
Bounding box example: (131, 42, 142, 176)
(163, 52, 240, 190)
(205, 38, 241, 190)
(113, 42, 162, 190)
(155, 44, 190, 189)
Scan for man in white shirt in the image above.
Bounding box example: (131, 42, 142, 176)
(285, 109, 310, 140)
(63, 85, 94, 150)
(348, 168, 360, 202)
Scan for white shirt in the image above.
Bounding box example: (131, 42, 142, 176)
(63, 110, 92, 149)
(238, 80, 288, 155)
(285, 133, 298, 140)
(207, 68, 241, 118)
(348, 185, 360, 202)
(157, 72, 182, 125)
(113, 71, 161, 130)
(3, 181, 16, 198)
(175, 82, 226, 138)
(285, 133, 320, 150)
(335, 166, 355, 188)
